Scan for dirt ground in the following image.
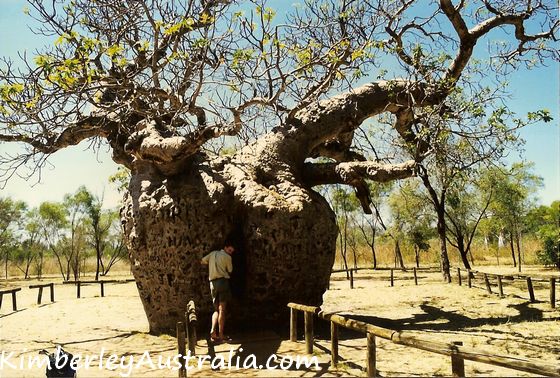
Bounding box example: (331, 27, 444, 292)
(0, 266, 559, 377)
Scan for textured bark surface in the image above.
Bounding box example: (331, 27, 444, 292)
(121, 132, 337, 333)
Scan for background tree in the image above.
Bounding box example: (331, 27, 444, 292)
(389, 181, 434, 269)
(0, 0, 557, 333)
(355, 181, 393, 269)
(101, 209, 129, 275)
(329, 186, 361, 272)
(0, 197, 26, 279)
(78, 187, 114, 280)
(38, 201, 70, 280)
(532, 201, 560, 269)
(63, 188, 91, 280)
(444, 169, 493, 269)
(13, 208, 45, 279)
(484, 163, 543, 272)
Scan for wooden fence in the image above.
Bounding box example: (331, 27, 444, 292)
(331, 267, 423, 289)
(331, 267, 558, 309)
(0, 278, 135, 314)
(177, 300, 198, 378)
(63, 279, 135, 298)
(455, 268, 558, 308)
(288, 302, 560, 377)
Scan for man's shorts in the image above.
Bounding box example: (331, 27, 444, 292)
(210, 278, 232, 308)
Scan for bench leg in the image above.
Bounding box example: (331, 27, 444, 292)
(100, 282, 105, 297)
(12, 291, 17, 311)
(0, 293, 3, 309)
(50, 283, 55, 302)
(38, 287, 43, 304)
(77, 282, 81, 298)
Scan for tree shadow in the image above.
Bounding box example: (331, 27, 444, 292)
(313, 301, 560, 356)
(344, 301, 556, 333)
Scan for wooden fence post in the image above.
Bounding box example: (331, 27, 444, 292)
(100, 281, 105, 297)
(50, 283, 55, 302)
(304, 311, 314, 354)
(330, 321, 338, 368)
(177, 321, 186, 378)
(413, 268, 418, 286)
(186, 301, 197, 356)
(77, 282, 81, 298)
(367, 332, 376, 377)
(290, 308, 297, 342)
(550, 278, 556, 308)
(497, 275, 504, 298)
(457, 268, 462, 286)
(350, 269, 354, 289)
(467, 270, 472, 288)
(390, 269, 394, 287)
(484, 274, 492, 294)
(527, 277, 535, 303)
(11, 291, 17, 311)
(37, 287, 44, 305)
(451, 341, 465, 377)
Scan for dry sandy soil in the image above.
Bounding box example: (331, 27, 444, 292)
(1, 266, 559, 377)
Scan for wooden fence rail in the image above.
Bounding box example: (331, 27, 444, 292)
(455, 268, 558, 308)
(287, 303, 560, 377)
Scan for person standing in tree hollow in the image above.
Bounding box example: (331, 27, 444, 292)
(201, 242, 234, 343)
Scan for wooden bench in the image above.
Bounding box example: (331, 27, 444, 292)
(63, 279, 134, 298)
(29, 283, 55, 304)
(0, 288, 22, 311)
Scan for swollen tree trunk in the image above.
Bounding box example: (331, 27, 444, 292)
(122, 143, 338, 333)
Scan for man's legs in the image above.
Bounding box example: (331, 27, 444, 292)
(217, 302, 227, 339)
(211, 309, 219, 339)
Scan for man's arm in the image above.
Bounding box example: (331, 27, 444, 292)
(201, 253, 210, 265)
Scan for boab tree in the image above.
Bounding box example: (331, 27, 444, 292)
(0, 0, 557, 333)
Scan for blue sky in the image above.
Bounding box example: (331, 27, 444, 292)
(0, 0, 558, 209)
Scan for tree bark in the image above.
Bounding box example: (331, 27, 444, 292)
(394, 240, 405, 270)
(457, 235, 472, 270)
(436, 208, 451, 282)
(370, 226, 377, 269)
(515, 223, 522, 273)
(509, 232, 517, 267)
